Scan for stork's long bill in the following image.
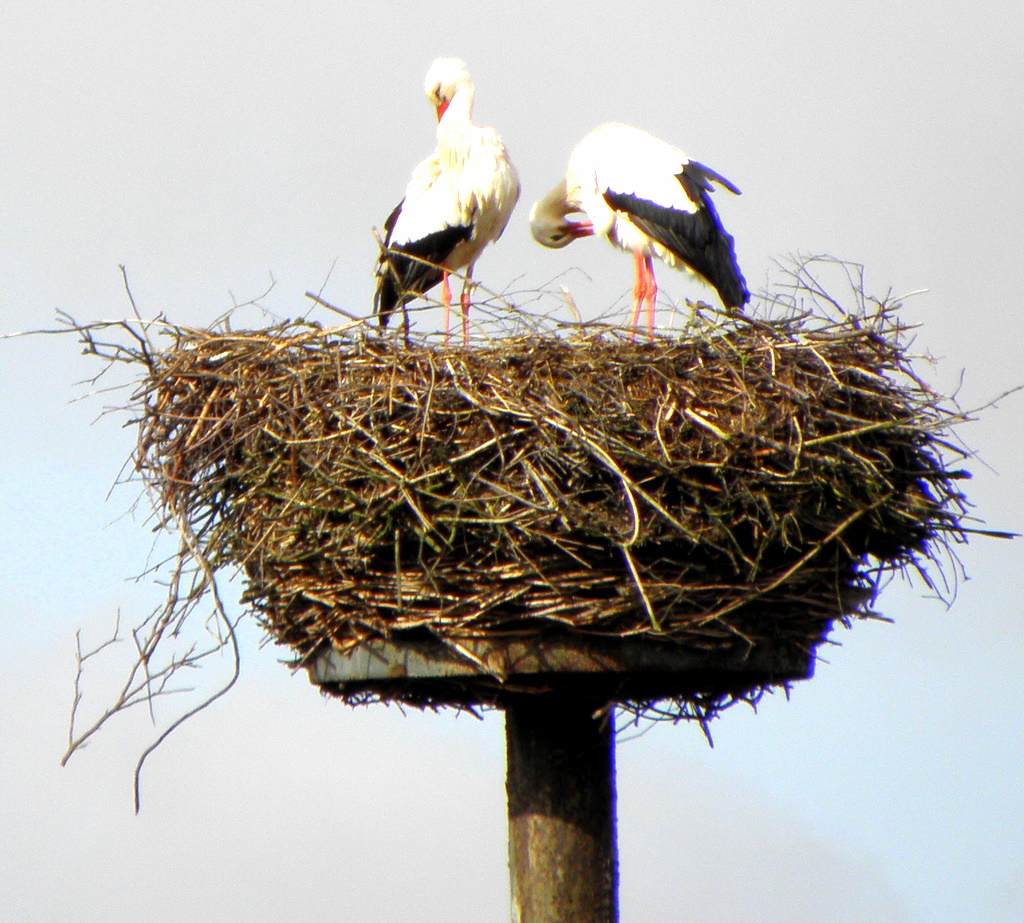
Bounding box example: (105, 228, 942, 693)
(566, 219, 594, 239)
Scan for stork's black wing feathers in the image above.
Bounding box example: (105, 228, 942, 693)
(382, 199, 404, 237)
(681, 160, 743, 198)
(604, 163, 749, 309)
(374, 206, 473, 327)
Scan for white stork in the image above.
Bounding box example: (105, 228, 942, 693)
(529, 123, 749, 332)
(375, 58, 520, 343)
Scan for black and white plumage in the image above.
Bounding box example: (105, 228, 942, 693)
(375, 58, 520, 342)
(529, 123, 748, 331)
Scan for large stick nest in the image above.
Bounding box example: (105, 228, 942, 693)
(132, 299, 969, 689)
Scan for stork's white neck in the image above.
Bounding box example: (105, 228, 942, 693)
(437, 83, 474, 133)
(536, 179, 571, 219)
(436, 84, 477, 172)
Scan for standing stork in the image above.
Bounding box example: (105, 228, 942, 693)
(529, 123, 748, 332)
(375, 58, 520, 344)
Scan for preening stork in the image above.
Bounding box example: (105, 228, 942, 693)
(375, 58, 520, 343)
(529, 123, 749, 332)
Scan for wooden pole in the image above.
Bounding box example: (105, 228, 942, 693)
(505, 692, 618, 923)
(307, 636, 814, 920)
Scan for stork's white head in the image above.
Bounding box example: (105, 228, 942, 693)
(424, 57, 472, 122)
(529, 183, 595, 249)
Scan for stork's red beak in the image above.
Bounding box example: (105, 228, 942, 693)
(436, 99, 451, 122)
(568, 220, 594, 238)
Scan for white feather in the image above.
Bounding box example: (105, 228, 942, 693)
(571, 123, 698, 231)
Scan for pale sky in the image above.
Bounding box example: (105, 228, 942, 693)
(2, 2, 1022, 921)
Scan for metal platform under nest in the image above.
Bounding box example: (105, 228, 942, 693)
(304, 633, 815, 707)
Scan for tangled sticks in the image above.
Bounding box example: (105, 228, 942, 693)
(134, 307, 969, 687)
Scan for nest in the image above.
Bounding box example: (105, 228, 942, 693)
(130, 298, 970, 713)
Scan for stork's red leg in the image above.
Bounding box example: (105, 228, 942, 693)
(460, 282, 471, 344)
(441, 272, 452, 345)
(630, 252, 658, 337)
(644, 254, 657, 333)
(460, 271, 474, 346)
(630, 250, 645, 331)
